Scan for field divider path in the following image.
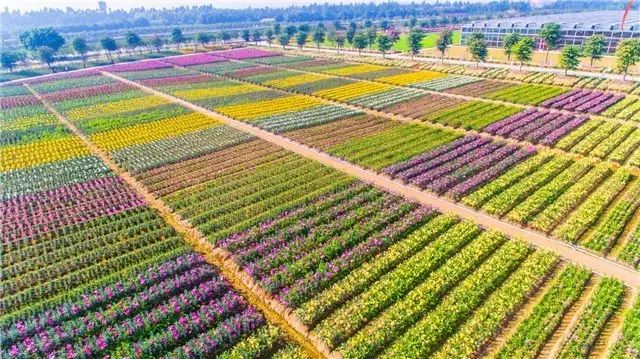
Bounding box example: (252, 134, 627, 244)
(101, 71, 640, 288)
(24, 82, 331, 359)
(242, 52, 640, 130)
(207, 61, 639, 176)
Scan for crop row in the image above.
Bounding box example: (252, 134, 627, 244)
(484, 83, 568, 105)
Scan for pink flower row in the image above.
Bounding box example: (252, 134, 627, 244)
(211, 48, 281, 60)
(1, 176, 146, 243)
(540, 89, 624, 113)
(105, 59, 172, 72)
(162, 53, 227, 66)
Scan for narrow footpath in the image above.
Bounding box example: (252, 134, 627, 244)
(102, 71, 640, 288)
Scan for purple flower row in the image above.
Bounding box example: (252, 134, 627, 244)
(541, 89, 624, 113)
(387, 137, 490, 182)
(211, 48, 281, 60)
(104, 59, 173, 72)
(539, 115, 589, 145)
(280, 206, 435, 307)
(449, 146, 536, 198)
(425, 144, 519, 194)
(2, 253, 206, 346)
(162, 53, 227, 66)
(249, 194, 399, 286)
(384, 136, 479, 177)
(7, 271, 227, 358)
(1, 176, 146, 243)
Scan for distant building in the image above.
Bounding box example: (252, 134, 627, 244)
(98, 1, 107, 14)
(461, 11, 640, 53)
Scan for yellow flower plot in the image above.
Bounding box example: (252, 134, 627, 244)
(66, 96, 169, 121)
(2, 113, 58, 131)
(314, 82, 390, 101)
(90, 113, 219, 151)
(378, 70, 445, 86)
(1, 136, 90, 171)
(264, 73, 329, 88)
(215, 95, 322, 120)
(173, 83, 263, 101)
(324, 64, 387, 76)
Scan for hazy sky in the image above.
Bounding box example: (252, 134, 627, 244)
(7, 0, 422, 12)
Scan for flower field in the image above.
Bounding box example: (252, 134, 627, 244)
(2, 48, 640, 359)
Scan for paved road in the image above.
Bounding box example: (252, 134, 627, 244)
(104, 70, 640, 288)
(260, 42, 640, 82)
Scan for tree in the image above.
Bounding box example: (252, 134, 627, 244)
(265, 29, 274, 47)
(615, 39, 640, 81)
(353, 31, 368, 55)
(273, 23, 281, 35)
(364, 19, 373, 28)
(503, 32, 521, 61)
(241, 29, 250, 43)
(346, 21, 357, 44)
(583, 34, 606, 66)
(19, 27, 65, 53)
(37, 46, 56, 72)
(312, 26, 326, 51)
(409, 16, 417, 28)
(366, 27, 377, 49)
(100, 37, 118, 64)
(171, 27, 185, 48)
(513, 36, 535, 70)
(335, 32, 346, 54)
(71, 37, 89, 68)
(436, 29, 453, 63)
(196, 33, 211, 48)
(0, 52, 19, 72)
(252, 30, 262, 45)
(285, 25, 298, 37)
(298, 24, 311, 33)
(540, 22, 561, 65)
(150, 35, 164, 52)
(559, 44, 582, 75)
(380, 20, 389, 30)
(278, 33, 292, 49)
(377, 34, 393, 58)
(468, 32, 488, 66)
(220, 31, 231, 44)
(408, 28, 425, 60)
(125, 31, 143, 54)
(296, 31, 308, 49)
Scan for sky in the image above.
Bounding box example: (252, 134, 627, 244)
(6, 0, 431, 12)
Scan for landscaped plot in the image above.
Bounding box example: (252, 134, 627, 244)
(411, 74, 481, 91)
(483, 83, 568, 105)
(444, 78, 513, 97)
(383, 93, 468, 119)
(328, 123, 460, 171)
(285, 115, 396, 149)
(541, 89, 625, 113)
(2, 250, 307, 358)
(424, 101, 520, 130)
(555, 118, 640, 164)
(385, 136, 535, 196)
(603, 95, 640, 122)
(485, 108, 589, 145)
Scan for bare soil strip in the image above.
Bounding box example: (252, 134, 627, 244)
(26, 83, 329, 359)
(102, 71, 640, 288)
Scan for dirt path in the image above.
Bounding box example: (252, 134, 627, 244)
(102, 71, 640, 288)
(25, 83, 330, 359)
(209, 60, 639, 177)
